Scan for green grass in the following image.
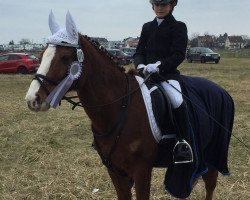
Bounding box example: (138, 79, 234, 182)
(216, 49, 250, 58)
(0, 57, 249, 199)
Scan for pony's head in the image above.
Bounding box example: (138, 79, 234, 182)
(25, 11, 84, 111)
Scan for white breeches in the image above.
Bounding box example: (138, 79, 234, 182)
(160, 80, 183, 109)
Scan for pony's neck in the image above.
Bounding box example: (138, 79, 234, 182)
(76, 35, 129, 133)
(77, 34, 127, 107)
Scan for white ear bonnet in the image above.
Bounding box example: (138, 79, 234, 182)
(48, 11, 78, 45)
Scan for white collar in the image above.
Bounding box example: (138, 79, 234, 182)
(156, 18, 164, 26)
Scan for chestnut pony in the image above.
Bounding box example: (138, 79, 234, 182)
(25, 12, 233, 200)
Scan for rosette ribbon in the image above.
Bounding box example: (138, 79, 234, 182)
(46, 61, 82, 108)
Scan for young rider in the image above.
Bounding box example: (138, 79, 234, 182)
(134, 0, 193, 163)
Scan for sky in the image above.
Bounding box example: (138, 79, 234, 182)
(0, 0, 250, 44)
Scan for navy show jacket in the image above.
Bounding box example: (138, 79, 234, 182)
(134, 13, 188, 77)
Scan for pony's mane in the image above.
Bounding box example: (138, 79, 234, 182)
(80, 34, 125, 72)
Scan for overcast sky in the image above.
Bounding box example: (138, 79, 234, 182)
(0, 0, 250, 44)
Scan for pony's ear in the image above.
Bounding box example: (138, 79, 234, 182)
(65, 11, 78, 41)
(49, 10, 60, 35)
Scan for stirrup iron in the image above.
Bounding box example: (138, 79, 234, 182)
(173, 140, 193, 164)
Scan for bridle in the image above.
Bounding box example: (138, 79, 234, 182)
(33, 42, 84, 109)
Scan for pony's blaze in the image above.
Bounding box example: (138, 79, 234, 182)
(25, 46, 56, 111)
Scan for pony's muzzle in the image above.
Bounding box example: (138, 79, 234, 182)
(26, 95, 50, 112)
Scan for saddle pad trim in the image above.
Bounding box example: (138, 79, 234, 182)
(135, 76, 162, 142)
(149, 86, 158, 93)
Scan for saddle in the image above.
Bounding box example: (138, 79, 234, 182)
(146, 82, 175, 138)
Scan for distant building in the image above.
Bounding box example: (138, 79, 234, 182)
(90, 37, 109, 48)
(197, 35, 215, 48)
(225, 36, 244, 49)
(107, 41, 124, 49)
(123, 37, 139, 48)
(0, 43, 44, 52)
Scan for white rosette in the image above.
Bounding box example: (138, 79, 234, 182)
(46, 62, 82, 108)
(69, 61, 82, 80)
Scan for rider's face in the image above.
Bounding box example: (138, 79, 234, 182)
(153, 3, 172, 18)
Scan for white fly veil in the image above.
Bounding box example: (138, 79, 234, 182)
(48, 10, 79, 46)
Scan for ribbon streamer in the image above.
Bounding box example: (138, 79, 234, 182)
(46, 62, 82, 108)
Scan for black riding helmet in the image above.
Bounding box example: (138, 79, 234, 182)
(149, 0, 178, 6)
(150, 0, 178, 14)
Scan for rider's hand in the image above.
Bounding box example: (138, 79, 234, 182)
(137, 64, 146, 70)
(144, 61, 161, 74)
(137, 64, 147, 77)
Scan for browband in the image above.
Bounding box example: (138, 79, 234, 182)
(47, 42, 79, 48)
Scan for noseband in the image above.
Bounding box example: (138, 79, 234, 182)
(33, 73, 60, 95)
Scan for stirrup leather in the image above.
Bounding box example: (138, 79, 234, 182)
(173, 140, 194, 164)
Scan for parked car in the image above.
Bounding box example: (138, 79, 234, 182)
(0, 53, 39, 74)
(107, 49, 131, 65)
(186, 47, 220, 63)
(120, 47, 136, 57)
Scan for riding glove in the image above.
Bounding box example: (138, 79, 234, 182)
(144, 61, 161, 73)
(137, 64, 146, 70)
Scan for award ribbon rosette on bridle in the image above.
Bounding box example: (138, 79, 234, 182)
(46, 61, 82, 108)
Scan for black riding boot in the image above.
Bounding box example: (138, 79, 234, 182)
(164, 102, 195, 198)
(172, 102, 193, 164)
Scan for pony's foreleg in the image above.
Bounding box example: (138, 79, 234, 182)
(108, 169, 133, 200)
(133, 165, 153, 200)
(202, 167, 218, 200)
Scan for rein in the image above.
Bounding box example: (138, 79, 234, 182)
(81, 73, 151, 109)
(34, 70, 151, 110)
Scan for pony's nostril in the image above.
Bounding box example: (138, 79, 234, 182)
(36, 95, 41, 105)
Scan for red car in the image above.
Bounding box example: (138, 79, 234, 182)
(0, 53, 39, 74)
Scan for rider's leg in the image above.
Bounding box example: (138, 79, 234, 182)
(161, 80, 193, 163)
(160, 80, 183, 109)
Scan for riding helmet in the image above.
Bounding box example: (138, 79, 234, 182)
(149, 0, 178, 5)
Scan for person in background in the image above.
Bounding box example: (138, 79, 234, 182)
(134, 0, 193, 164)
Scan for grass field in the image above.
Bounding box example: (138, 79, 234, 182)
(0, 57, 249, 199)
(216, 48, 250, 59)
